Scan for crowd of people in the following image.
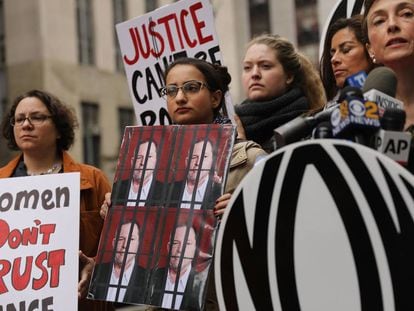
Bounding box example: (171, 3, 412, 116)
(1, 0, 414, 309)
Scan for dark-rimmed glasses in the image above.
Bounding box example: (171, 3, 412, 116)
(160, 80, 209, 99)
(11, 114, 53, 127)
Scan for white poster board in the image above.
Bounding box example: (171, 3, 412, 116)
(0, 173, 80, 310)
(116, 0, 234, 126)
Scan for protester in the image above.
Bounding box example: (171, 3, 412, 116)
(100, 57, 266, 309)
(102, 57, 266, 217)
(235, 34, 326, 152)
(364, 0, 414, 128)
(320, 14, 376, 107)
(89, 220, 147, 304)
(0, 89, 113, 311)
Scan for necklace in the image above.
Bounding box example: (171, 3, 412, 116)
(27, 163, 62, 176)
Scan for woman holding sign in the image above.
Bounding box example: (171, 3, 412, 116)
(101, 57, 266, 310)
(0, 89, 113, 311)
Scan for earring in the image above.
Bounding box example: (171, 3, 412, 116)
(371, 54, 377, 63)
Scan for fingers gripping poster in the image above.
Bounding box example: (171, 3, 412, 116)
(89, 124, 235, 310)
(0, 173, 80, 310)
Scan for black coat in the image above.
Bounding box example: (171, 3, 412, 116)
(168, 179, 222, 210)
(111, 177, 166, 207)
(89, 261, 149, 304)
(148, 267, 208, 310)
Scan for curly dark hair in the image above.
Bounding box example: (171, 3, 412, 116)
(163, 57, 231, 117)
(319, 14, 374, 101)
(2, 89, 78, 151)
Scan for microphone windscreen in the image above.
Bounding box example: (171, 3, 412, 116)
(313, 121, 333, 139)
(338, 86, 363, 102)
(362, 67, 398, 97)
(380, 108, 406, 131)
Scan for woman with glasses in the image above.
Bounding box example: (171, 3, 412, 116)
(235, 34, 326, 152)
(101, 57, 266, 310)
(0, 89, 114, 311)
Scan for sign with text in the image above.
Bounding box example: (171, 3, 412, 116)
(0, 173, 80, 310)
(116, 0, 234, 126)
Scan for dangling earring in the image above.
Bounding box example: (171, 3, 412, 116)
(371, 54, 377, 63)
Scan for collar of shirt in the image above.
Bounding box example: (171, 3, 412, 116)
(162, 265, 192, 309)
(180, 178, 209, 209)
(128, 174, 153, 201)
(107, 258, 136, 302)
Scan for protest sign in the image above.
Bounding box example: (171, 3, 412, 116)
(116, 0, 234, 126)
(89, 124, 235, 310)
(0, 173, 80, 310)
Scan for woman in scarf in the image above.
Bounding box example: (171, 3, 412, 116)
(235, 34, 326, 152)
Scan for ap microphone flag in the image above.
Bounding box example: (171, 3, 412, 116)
(345, 70, 367, 89)
(373, 108, 411, 165)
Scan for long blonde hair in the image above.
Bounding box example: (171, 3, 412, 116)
(247, 34, 326, 111)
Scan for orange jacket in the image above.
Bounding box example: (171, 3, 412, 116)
(0, 151, 114, 311)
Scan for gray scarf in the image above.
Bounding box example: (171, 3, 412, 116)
(235, 88, 309, 152)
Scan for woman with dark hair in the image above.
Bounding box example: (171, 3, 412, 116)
(101, 57, 266, 310)
(320, 14, 375, 106)
(162, 57, 232, 125)
(0, 89, 113, 311)
(364, 0, 414, 128)
(235, 34, 326, 152)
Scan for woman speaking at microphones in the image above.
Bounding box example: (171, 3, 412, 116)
(364, 0, 414, 172)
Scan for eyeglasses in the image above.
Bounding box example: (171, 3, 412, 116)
(160, 80, 209, 99)
(11, 114, 53, 127)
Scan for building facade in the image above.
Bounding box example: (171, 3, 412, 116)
(0, 0, 338, 180)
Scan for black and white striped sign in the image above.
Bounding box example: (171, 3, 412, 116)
(215, 140, 414, 310)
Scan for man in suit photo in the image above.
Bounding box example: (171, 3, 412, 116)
(149, 223, 209, 310)
(172, 139, 222, 210)
(112, 139, 165, 207)
(89, 220, 148, 304)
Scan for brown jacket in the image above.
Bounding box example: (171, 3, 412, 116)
(225, 139, 268, 194)
(0, 151, 114, 311)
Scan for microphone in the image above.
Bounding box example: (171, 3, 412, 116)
(362, 67, 404, 116)
(344, 70, 367, 89)
(273, 114, 314, 149)
(313, 121, 333, 139)
(273, 103, 342, 149)
(331, 86, 381, 145)
(372, 108, 411, 166)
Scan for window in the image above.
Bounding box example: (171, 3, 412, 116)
(295, 0, 319, 46)
(145, 0, 158, 12)
(0, 0, 6, 120)
(0, 0, 5, 65)
(295, 0, 319, 65)
(118, 107, 135, 140)
(249, 0, 270, 37)
(0, 70, 6, 121)
(113, 0, 126, 72)
(82, 102, 101, 167)
(76, 0, 95, 65)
